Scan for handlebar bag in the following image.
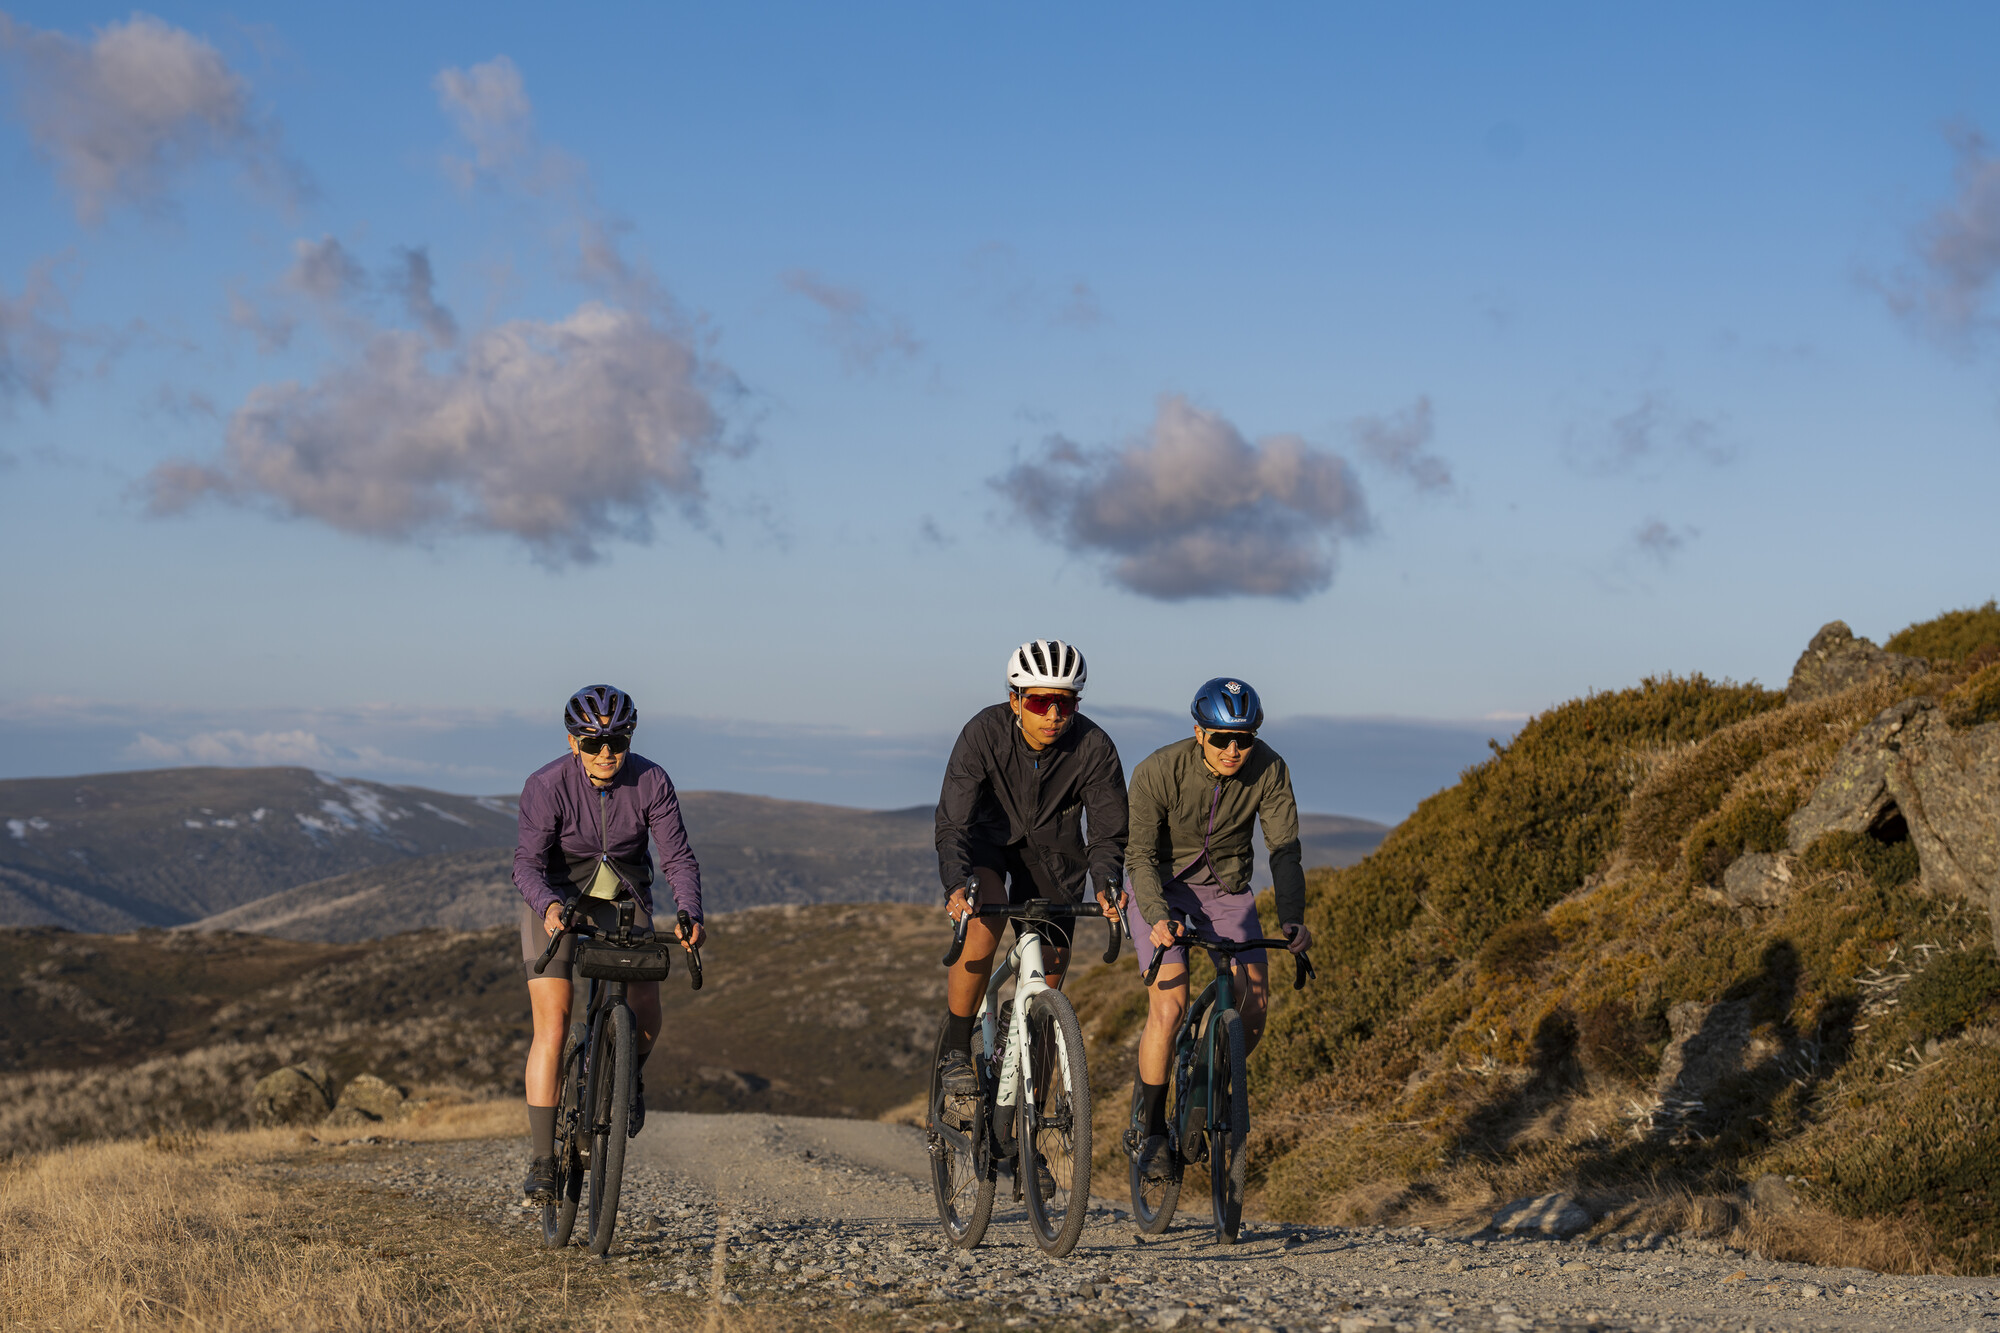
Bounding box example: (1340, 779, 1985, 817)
(575, 939, 672, 983)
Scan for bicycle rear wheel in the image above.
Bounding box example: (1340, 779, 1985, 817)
(926, 1016, 995, 1247)
(542, 1021, 587, 1248)
(1207, 1007, 1248, 1244)
(1127, 1066, 1180, 1234)
(1019, 990, 1091, 1257)
(585, 1004, 634, 1256)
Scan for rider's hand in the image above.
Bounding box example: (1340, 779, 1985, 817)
(1283, 921, 1313, 954)
(543, 902, 565, 937)
(946, 886, 974, 925)
(675, 917, 706, 950)
(1149, 918, 1182, 951)
(1096, 890, 1121, 922)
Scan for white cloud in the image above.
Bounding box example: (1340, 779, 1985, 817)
(1884, 125, 2000, 342)
(127, 728, 336, 767)
(1351, 395, 1450, 492)
(994, 395, 1370, 600)
(434, 55, 534, 182)
(0, 260, 74, 407)
(0, 12, 287, 221)
(1564, 395, 1734, 475)
(146, 302, 726, 563)
(1634, 517, 1696, 564)
(284, 235, 366, 302)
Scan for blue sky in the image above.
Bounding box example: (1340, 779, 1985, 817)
(3, 4, 1997, 817)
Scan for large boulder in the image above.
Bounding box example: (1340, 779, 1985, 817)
(250, 1061, 333, 1126)
(335, 1073, 407, 1121)
(1786, 621, 1927, 704)
(1786, 699, 2000, 948)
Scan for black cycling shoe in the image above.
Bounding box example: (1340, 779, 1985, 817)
(628, 1077, 645, 1138)
(523, 1155, 557, 1203)
(1137, 1134, 1174, 1183)
(938, 1046, 979, 1097)
(1035, 1159, 1059, 1199)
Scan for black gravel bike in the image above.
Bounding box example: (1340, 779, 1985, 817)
(534, 893, 702, 1257)
(928, 898, 1122, 1257)
(1127, 924, 1313, 1244)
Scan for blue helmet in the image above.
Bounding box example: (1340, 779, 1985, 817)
(564, 684, 638, 737)
(1190, 677, 1263, 732)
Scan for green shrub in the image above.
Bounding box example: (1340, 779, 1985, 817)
(1477, 918, 1557, 980)
(1945, 661, 2000, 730)
(1684, 794, 1791, 886)
(1886, 600, 2000, 663)
(1798, 830, 1921, 892)
(1902, 944, 2000, 1040)
(1577, 998, 1665, 1084)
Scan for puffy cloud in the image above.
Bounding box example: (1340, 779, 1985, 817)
(781, 269, 920, 372)
(145, 302, 727, 563)
(993, 395, 1370, 601)
(1352, 395, 1450, 492)
(0, 13, 285, 221)
(1885, 125, 2000, 340)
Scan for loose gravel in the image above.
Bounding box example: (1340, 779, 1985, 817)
(292, 1116, 2000, 1333)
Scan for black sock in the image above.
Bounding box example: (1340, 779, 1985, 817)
(1139, 1081, 1167, 1137)
(945, 1011, 975, 1055)
(528, 1103, 556, 1159)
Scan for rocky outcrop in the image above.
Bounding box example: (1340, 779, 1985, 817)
(1720, 852, 1791, 907)
(322, 1072, 407, 1129)
(250, 1061, 333, 1126)
(1785, 621, 1926, 704)
(1784, 698, 2000, 948)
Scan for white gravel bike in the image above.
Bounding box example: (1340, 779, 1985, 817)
(927, 898, 1123, 1257)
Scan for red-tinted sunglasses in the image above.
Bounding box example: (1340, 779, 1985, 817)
(1018, 693, 1078, 719)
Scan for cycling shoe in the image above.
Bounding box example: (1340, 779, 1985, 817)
(628, 1078, 644, 1138)
(1137, 1134, 1174, 1183)
(1034, 1158, 1058, 1200)
(937, 1046, 979, 1097)
(523, 1154, 557, 1203)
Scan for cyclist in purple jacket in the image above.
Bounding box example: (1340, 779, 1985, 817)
(516, 684, 704, 1204)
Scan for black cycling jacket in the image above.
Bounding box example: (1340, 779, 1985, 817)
(933, 703, 1129, 902)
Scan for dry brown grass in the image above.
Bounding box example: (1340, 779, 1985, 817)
(0, 1120, 879, 1333)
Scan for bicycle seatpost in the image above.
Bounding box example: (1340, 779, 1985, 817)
(676, 909, 703, 990)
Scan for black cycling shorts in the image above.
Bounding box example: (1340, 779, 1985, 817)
(966, 842, 1076, 950)
(519, 898, 656, 981)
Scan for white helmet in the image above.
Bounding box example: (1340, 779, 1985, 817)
(1007, 639, 1087, 693)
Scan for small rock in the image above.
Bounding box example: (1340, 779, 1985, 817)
(1491, 1192, 1591, 1237)
(1560, 1259, 1590, 1273)
(1691, 1194, 1741, 1236)
(250, 1062, 333, 1126)
(1721, 1269, 1749, 1284)
(1746, 1173, 1802, 1217)
(1720, 851, 1793, 906)
(1799, 1284, 1823, 1298)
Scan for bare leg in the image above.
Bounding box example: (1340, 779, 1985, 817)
(1137, 960, 1190, 1085)
(526, 976, 572, 1105)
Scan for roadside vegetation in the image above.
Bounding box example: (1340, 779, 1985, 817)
(1071, 604, 2000, 1275)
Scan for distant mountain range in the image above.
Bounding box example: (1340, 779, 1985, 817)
(0, 766, 1388, 939)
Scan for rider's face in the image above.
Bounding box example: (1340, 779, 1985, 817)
(567, 719, 630, 786)
(1009, 688, 1077, 751)
(1197, 726, 1253, 776)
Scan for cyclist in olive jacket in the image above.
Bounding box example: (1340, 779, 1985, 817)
(934, 639, 1128, 1096)
(1125, 677, 1312, 1181)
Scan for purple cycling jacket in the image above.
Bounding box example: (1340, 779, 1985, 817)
(512, 751, 703, 923)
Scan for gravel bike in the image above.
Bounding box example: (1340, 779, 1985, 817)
(927, 898, 1122, 1257)
(533, 893, 702, 1256)
(1127, 924, 1313, 1244)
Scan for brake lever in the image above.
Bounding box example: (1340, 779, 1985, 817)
(676, 909, 703, 991)
(532, 900, 582, 975)
(1293, 951, 1316, 991)
(1101, 905, 1123, 967)
(1142, 921, 1182, 987)
(941, 911, 970, 967)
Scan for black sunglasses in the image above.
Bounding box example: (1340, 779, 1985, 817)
(1202, 730, 1256, 752)
(576, 733, 631, 756)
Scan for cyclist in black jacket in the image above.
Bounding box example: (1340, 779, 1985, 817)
(934, 639, 1129, 1095)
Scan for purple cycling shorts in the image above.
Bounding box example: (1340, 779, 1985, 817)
(1125, 874, 1267, 973)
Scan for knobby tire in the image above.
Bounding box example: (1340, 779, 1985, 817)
(1019, 990, 1091, 1257)
(1208, 1008, 1248, 1244)
(586, 1003, 634, 1256)
(542, 1021, 587, 1248)
(927, 1015, 996, 1247)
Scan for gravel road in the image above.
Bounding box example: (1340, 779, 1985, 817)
(298, 1112, 2000, 1333)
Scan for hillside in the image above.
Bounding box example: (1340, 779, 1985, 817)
(0, 901, 970, 1152)
(0, 768, 517, 930)
(1066, 602, 2000, 1275)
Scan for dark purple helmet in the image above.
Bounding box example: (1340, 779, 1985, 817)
(564, 684, 637, 737)
(1190, 677, 1263, 732)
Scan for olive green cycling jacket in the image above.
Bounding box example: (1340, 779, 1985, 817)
(1124, 736, 1307, 931)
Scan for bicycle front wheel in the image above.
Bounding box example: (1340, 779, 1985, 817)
(1128, 1066, 1180, 1234)
(926, 1016, 995, 1247)
(542, 1021, 587, 1249)
(585, 1004, 634, 1257)
(1207, 1007, 1248, 1244)
(1019, 990, 1091, 1257)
